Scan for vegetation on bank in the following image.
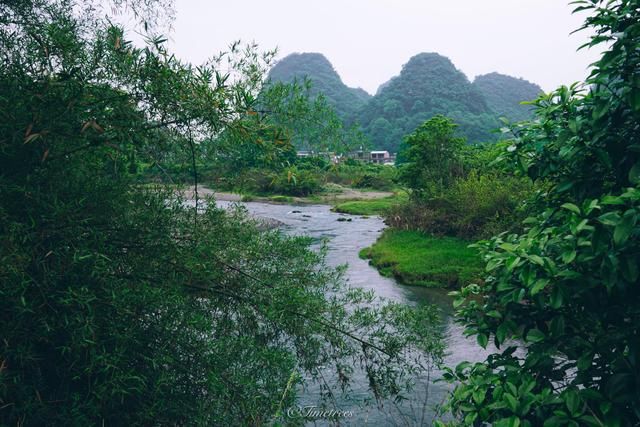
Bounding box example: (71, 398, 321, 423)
(360, 230, 483, 288)
(439, 2, 640, 425)
(0, 1, 444, 424)
(268, 52, 371, 121)
(209, 158, 398, 197)
(389, 117, 535, 241)
(268, 52, 543, 154)
(332, 192, 407, 215)
(3, 0, 638, 425)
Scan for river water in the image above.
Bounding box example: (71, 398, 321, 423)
(216, 200, 489, 426)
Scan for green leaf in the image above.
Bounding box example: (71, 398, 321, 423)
(561, 250, 577, 264)
(499, 242, 518, 252)
(550, 316, 566, 337)
(477, 333, 488, 349)
(592, 101, 608, 119)
(621, 256, 639, 282)
(531, 278, 549, 295)
(472, 388, 486, 404)
(496, 323, 509, 344)
(528, 254, 545, 266)
(464, 412, 478, 425)
(551, 286, 564, 309)
(601, 195, 624, 205)
(526, 329, 545, 343)
(629, 163, 640, 184)
(565, 389, 583, 416)
(561, 203, 581, 214)
(577, 352, 593, 370)
(613, 213, 634, 245)
(598, 211, 620, 226)
(556, 180, 574, 193)
(504, 393, 518, 412)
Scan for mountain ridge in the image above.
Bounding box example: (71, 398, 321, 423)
(267, 52, 371, 120)
(269, 52, 543, 152)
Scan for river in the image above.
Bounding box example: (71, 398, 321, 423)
(216, 200, 490, 426)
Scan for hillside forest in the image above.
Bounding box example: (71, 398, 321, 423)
(268, 51, 542, 153)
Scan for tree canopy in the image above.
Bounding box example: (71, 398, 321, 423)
(473, 72, 543, 123)
(398, 115, 465, 197)
(0, 1, 443, 424)
(443, 1, 640, 425)
(268, 52, 371, 121)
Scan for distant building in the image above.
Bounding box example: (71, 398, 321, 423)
(370, 151, 390, 164)
(299, 149, 395, 165)
(348, 150, 395, 165)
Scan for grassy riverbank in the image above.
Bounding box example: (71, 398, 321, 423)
(360, 229, 483, 288)
(333, 192, 408, 215)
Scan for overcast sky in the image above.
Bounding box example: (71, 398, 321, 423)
(165, 0, 601, 94)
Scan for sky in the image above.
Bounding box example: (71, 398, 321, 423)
(164, 0, 601, 94)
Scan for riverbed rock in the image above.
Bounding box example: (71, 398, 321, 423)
(253, 216, 284, 230)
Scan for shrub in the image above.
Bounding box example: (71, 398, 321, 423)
(269, 168, 321, 196)
(386, 172, 533, 239)
(444, 2, 640, 425)
(324, 163, 397, 190)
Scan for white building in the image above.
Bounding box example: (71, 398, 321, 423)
(370, 150, 390, 164)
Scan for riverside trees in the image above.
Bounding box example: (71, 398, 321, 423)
(443, 1, 640, 425)
(0, 1, 443, 424)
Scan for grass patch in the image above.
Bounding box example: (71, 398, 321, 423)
(268, 195, 294, 203)
(359, 229, 483, 288)
(333, 193, 407, 216)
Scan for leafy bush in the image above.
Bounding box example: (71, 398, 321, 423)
(443, 1, 640, 425)
(235, 167, 321, 196)
(0, 2, 444, 424)
(322, 162, 392, 188)
(387, 172, 533, 239)
(352, 171, 394, 190)
(269, 168, 321, 196)
(398, 115, 465, 198)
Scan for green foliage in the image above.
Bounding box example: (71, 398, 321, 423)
(203, 78, 363, 185)
(398, 115, 466, 197)
(267, 53, 544, 154)
(358, 53, 500, 151)
(387, 171, 534, 239)
(360, 230, 483, 288)
(444, 1, 640, 425)
(325, 162, 398, 191)
(218, 160, 397, 197)
(333, 193, 408, 216)
(473, 72, 543, 122)
(390, 119, 533, 240)
(268, 52, 371, 121)
(256, 79, 368, 154)
(0, 1, 444, 424)
(268, 167, 322, 196)
(232, 167, 321, 197)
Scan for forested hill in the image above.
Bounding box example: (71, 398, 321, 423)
(357, 53, 499, 152)
(269, 52, 544, 153)
(473, 72, 543, 122)
(268, 52, 371, 120)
